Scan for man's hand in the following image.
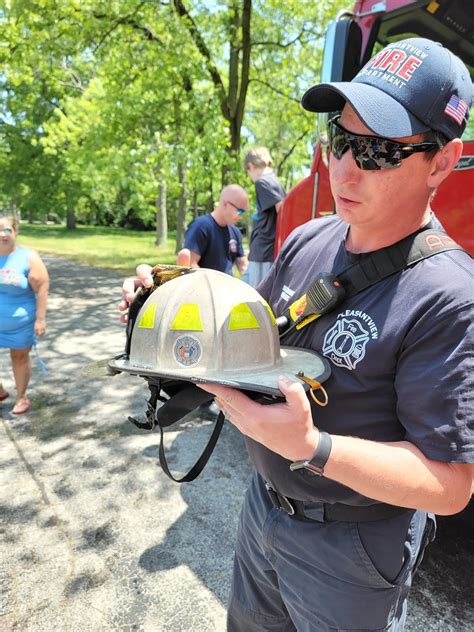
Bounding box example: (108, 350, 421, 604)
(119, 264, 154, 323)
(199, 376, 319, 462)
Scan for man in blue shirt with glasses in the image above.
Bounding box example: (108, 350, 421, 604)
(177, 184, 248, 276)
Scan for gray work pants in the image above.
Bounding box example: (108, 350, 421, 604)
(227, 474, 435, 632)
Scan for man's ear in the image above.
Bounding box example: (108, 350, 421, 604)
(427, 138, 463, 188)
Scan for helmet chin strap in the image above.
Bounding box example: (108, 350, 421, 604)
(127, 377, 285, 483)
(128, 378, 224, 483)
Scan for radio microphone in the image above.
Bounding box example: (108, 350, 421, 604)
(276, 272, 346, 334)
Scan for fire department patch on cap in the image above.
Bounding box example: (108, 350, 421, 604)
(173, 335, 202, 367)
(301, 37, 473, 140)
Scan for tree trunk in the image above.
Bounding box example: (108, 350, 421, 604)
(206, 180, 214, 213)
(155, 181, 168, 248)
(173, 0, 252, 185)
(66, 206, 76, 230)
(175, 161, 188, 253)
(193, 190, 199, 220)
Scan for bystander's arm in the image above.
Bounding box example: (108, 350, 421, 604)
(177, 248, 201, 268)
(187, 250, 201, 268)
(28, 251, 49, 336)
(235, 255, 248, 275)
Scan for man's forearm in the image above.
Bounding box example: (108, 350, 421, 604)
(325, 434, 472, 515)
(199, 379, 472, 517)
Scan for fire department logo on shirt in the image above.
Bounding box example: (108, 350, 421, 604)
(322, 310, 378, 370)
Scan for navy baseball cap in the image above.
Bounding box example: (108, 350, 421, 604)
(302, 37, 473, 140)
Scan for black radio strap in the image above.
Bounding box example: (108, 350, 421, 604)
(337, 229, 467, 297)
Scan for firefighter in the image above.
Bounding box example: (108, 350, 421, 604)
(176, 184, 249, 277)
(122, 38, 473, 631)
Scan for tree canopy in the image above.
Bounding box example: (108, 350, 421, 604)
(0, 0, 347, 246)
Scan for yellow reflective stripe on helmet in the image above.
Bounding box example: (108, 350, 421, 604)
(138, 303, 157, 329)
(170, 303, 203, 331)
(289, 294, 307, 322)
(263, 301, 277, 327)
(229, 303, 260, 330)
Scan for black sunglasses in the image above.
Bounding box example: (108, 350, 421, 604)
(327, 116, 442, 171)
(227, 200, 246, 215)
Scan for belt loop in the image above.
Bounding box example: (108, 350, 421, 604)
(265, 482, 279, 507)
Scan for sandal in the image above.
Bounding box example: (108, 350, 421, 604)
(0, 391, 10, 402)
(11, 399, 31, 415)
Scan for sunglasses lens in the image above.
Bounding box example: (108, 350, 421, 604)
(353, 138, 402, 171)
(328, 122, 350, 160)
(329, 119, 403, 171)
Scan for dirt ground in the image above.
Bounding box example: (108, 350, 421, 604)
(1, 255, 472, 632)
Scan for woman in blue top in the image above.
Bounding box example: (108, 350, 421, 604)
(0, 214, 49, 415)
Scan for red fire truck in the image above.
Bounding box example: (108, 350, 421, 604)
(276, 0, 474, 255)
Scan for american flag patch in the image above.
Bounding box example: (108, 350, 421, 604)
(444, 95, 468, 126)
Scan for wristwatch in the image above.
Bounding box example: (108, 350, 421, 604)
(289, 431, 332, 476)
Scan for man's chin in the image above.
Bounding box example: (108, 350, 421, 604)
(334, 206, 356, 224)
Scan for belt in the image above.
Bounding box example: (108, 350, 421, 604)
(265, 484, 408, 523)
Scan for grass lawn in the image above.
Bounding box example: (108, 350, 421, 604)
(17, 223, 178, 275)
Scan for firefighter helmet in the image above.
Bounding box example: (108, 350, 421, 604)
(110, 268, 330, 396)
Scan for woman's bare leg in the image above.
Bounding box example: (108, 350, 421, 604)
(10, 347, 32, 404)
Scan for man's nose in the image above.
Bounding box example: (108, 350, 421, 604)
(329, 148, 361, 185)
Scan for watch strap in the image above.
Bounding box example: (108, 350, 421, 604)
(289, 431, 332, 476)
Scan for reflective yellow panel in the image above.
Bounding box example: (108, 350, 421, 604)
(170, 303, 204, 331)
(229, 303, 260, 330)
(263, 301, 277, 327)
(138, 303, 157, 329)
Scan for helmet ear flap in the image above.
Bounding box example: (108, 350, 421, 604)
(153, 380, 214, 427)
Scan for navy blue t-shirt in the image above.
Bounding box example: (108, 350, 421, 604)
(249, 215, 473, 505)
(249, 173, 286, 263)
(184, 214, 244, 275)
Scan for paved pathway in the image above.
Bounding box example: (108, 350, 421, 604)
(0, 255, 472, 631)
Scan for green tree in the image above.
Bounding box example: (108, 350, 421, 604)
(0, 0, 347, 248)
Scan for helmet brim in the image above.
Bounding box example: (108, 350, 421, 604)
(109, 346, 330, 397)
